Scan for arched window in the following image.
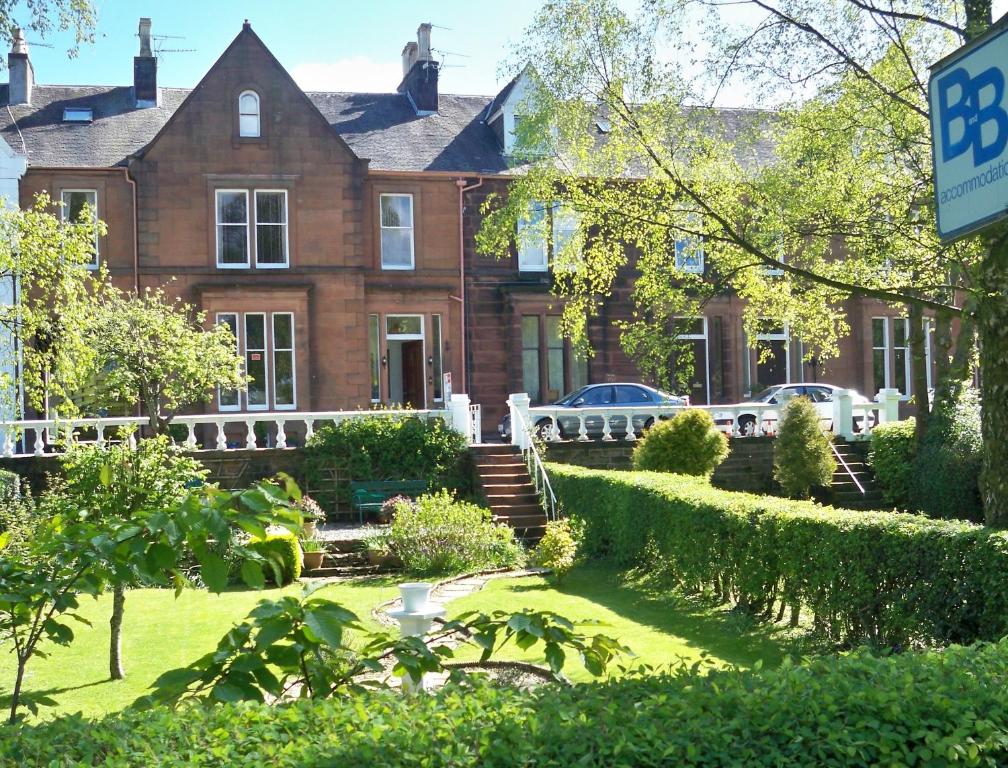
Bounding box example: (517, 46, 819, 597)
(238, 90, 260, 137)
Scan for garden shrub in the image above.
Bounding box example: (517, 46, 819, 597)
(248, 533, 302, 585)
(387, 490, 524, 575)
(913, 384, 982, 521)
(773, 396, 835, 499)
(549, 463, 1008, 648)
(303, 415, 471, 512)
(869, 418, 916, 509)
(7, 639, 1008, 766)
(631, 408, 728, 476)
(531, 518, 579, 582)
(0, 471, 38, 557)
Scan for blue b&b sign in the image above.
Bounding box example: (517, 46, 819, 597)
(930, 22, 1008, 241)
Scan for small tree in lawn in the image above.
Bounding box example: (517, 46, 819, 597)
(54, 435, 205, 680)
(774, 397, 836, 500)
(83, 286, 246, 434)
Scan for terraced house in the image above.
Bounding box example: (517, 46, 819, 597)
(0, 19, 931, 429)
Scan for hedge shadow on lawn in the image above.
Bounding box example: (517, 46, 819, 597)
(496, 565, 793, 669)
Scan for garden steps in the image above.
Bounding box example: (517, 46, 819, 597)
(830, 444, 885, 509)
(470, 444, 548, 542)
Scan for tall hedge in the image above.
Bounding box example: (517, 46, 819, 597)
(548, 464, 1008, 648)
(868, 418, 916, 509)
(7, 639, 1008, 766)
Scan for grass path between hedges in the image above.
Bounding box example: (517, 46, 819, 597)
(1, 579, 400, 720)
(447, 564, 794, 681)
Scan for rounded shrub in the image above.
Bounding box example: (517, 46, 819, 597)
(631, 408, 728, 476)
(249, 533, 303, 585)
(773, 396, 836, 499)
(387, 490, 524, 575)
(868, 418, 916, 510)
(913, 384, 982, 522)
(531, 518, 579, 582)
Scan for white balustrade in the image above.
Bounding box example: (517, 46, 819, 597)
(0, 408, 454, 457)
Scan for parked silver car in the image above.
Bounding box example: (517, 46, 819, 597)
(498, 383, 688, 441)
(716, 383, 873, 435)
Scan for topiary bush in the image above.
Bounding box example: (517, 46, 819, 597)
(531, 518, 579, 582)
(8, 640, 1008, 766)
(773, 396, 836, 499)
(387, 490, 524, 576)
(549, 463, 1008, 648)
(248, 533, 303, 586)
(631, 408, 728, 476)
(303, 415, 471, 514)
(869, 418, 916, 510)
(913, 384, 982, 522)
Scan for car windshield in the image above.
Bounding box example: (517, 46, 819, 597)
(750, 387, 781, 403)
(555, 387, 591, 406)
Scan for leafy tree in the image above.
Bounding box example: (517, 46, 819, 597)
(478, 0, 1008, 523)
(0, 476, 303, 723)
(0, 1, 96, 59)
(53, 435, 205, 680)
(82, 286, 246, 433)
(139, 584, 629, 707)
(773, 396, 836, 499)
(0, 194, 105, 419)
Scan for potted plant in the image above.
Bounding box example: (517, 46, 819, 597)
(297, 496, 324, 538)
(301, 537, 325, 571)
(364, 531, 397, 568)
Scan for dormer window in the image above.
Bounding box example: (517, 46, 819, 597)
(62, 107, 93, 123)
(239, 91, 260, 138)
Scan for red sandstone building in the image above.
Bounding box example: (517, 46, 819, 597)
(0, 20, 929, 430)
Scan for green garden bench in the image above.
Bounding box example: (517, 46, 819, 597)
(349, 480, 428, 524)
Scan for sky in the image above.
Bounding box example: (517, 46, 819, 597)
(18, 0, 544, 96)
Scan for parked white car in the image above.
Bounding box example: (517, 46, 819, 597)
(713, 383, 873, 436)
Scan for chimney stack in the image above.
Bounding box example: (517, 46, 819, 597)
(134, 17, 157, 107)
(396, 23, 439, 115)
(8, 28, 33, 106)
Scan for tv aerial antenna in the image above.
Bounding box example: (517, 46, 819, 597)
(149, 33, 195, 56)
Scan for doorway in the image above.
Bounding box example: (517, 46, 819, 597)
(386, 315, 425, 408)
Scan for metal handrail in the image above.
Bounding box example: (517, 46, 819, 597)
(831, 442, 865, 495)
(513, 407, 558, 522)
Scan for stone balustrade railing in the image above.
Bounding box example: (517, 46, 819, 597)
(0, 394, 481, 457)
(514, 388, 902, 443)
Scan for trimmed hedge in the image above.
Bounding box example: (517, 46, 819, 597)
(248, 533, 302, 586)
(869, 418, 916, 509)
(549, 464, 1008, 647)
(6, 639, 1008, 766)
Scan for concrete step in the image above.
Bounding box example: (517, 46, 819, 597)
(302, 564, 387, 579)
(471, 445, 521, 456)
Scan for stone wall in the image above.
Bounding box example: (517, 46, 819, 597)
(545, 438, 778, 494)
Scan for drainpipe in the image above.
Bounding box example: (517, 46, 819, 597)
(454, 176, 482, 394)
(121, 167, 139, 293)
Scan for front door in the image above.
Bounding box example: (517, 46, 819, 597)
(401, 340, 425, 408)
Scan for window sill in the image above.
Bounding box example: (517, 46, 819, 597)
(381, 264, 416, 271)
(217, 262, 252, 270)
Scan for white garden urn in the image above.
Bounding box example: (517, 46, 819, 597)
(386, 582, 446, 692)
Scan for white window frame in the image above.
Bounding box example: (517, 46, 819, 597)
(60, 189, 99, 269)
(674, 214, 705, 274)
(551, 202, 582, 272)
(676, 316, 711, 405)
(238, 90, 260, 138)
(271, 312, 296, 410)
(754, 322, 792, 385)
(872, 316, 891, 397)
(379, 193, 415, 270)
(216, 189, 250, 269)
(518, 200, 548, 272)
(924, 317, 934, 394)
(254, 189, 289, 269)
(385, 314, 426, 409)
(431, 314, 444, 402)
(369, 314, 382, 404)
(243, 312, 269, 411)
(216, 312, 241, 412)
(893, 317, 912, 400)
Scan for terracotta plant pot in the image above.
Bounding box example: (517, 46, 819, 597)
(303, 551, 324, 571)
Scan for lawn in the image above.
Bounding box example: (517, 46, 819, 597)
(1, 578, 400, 720)
(447, 564, 794, 681)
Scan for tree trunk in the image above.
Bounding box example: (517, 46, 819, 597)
(9, 656, 26, 724)
(907, 303, 930, 440)
(109, 583, 125, 680)
(978, 235, 1008, 527)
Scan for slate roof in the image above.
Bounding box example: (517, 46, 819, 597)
(0, 82, 775, 174)
(0, 82, 513, 173)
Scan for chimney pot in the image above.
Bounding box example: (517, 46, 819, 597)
(137, 17, 152, 56)
(397, 25, 438, 114)
(417, 23, 432, 61)
(8, 28, 33, 105)
(401, 41, 418, 77)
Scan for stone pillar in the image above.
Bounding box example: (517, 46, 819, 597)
(831, 389, 855, 440)
(448, 393, 472, 442)
(877, 388, 901, 425)
(507, 393, 531, 449)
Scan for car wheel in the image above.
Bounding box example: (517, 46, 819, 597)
(737, 415, 756, 436)
(534, 419, 556, 441)
(640, 417, 655, 435)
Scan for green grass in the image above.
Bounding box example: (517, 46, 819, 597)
(2, 578, 399, 720)
(447, 564, 794, 681)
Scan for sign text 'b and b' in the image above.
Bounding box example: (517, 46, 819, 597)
(936, 66, 1008, 167)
